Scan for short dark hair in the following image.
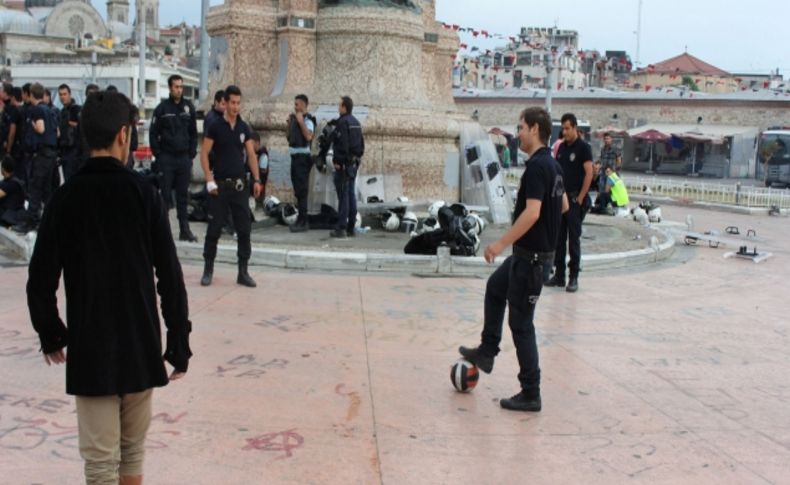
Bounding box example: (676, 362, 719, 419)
(44, 88, 52, 99)
(603, 132, 612, 138)
(223, 85, 241, 101)
(250, 131, 261, 142)
(85, 83, 99, 97)
(1, 155, 15, 174)
(520, 107, 552, 145)
(11, 87, 22, 102)
(106, 85, 118, 93)
(168, 75, 183, 88)
(213, 89, 225, 103)
(341, 96, 353, 114)
(560, 113, 578, 127)
(295, 94, 309, 105)
(81, 91, 136, 150)
(31, 83, 45, 100)
(22, 83, 31, 95)
(2, 82, 12, 96)
(58, 83, 71, 94)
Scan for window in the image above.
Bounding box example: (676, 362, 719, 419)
(277, 16, 288, 27)
(517, 52, 532, 66)
(289, 16, 315, 29)
(424, 33, 438, 43)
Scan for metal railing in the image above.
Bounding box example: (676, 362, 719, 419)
(625, 176, 790, 209)
(502, 168, 790, 209)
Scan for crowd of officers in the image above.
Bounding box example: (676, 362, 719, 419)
(0, 75, 365, 289)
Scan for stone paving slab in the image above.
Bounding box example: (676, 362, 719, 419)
(0, 206, 788, 484)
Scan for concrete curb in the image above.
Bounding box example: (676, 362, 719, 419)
(0, 226, 675, 277)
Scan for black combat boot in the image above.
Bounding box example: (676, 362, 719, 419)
(200, 259, 214, 286)
(236, 259, 257, 288)
(179, 220, 198, 242)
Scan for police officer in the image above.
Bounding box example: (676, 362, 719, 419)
(150, 74, 198, 242)
(546, 113, 593, 293)
(286, 94, 316, 232)
(14, 83, 58, 234)
(460, 107, 568, 412)
(199, 85, 263, 288)
(57, 84, 81, 181)
(330, 96, 364, 239)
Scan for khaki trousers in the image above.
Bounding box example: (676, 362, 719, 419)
(75, 389, 153, 485)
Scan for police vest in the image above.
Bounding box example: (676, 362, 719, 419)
(609, 172, 629, 206)
(287, 113, 316, 149)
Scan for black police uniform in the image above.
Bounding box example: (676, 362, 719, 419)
(476, 146, 564, 399)
(0, 175, 25, 227)
(553, 137, 592, 281)
(150, 96, 197, 235)
(331, 113, 364, 234)
(18, 102, 58, 230)
(287, 112, 316, 229)
(203, 114, 253, 264)
(2, 103, 23, 160)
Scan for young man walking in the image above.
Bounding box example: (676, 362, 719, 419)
(27, 90, 192, 484)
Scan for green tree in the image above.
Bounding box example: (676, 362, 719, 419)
(682, 75, 699, 91)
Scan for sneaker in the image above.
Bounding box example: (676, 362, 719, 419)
(500, 391, 542, 412)
(458, 346, 494, 374)
(566, 277, 579, 293)
(544, 275, 565, 287)
(329, 229, 347, 239)
(179, 230, 198, 243)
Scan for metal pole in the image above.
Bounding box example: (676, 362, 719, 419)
(635, 0, 643, 68)
(138, 18, 146, 109)
(91, 50, 97, 84)
(199, 0, 210, 103)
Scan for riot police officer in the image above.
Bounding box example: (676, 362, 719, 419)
(199, 85, 263, 288)
(150, 74, 198, 242)
(57, 83, 81, 181)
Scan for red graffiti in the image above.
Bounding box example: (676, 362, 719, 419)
(243, 429, 304, 459)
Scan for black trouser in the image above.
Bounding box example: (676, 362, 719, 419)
(480, 255, 544, 396)
(60, 145, 81, 181)
(554, 198, 583, 278)
(333, 162, 358, 232)
(21, 148, 57, 227)
(203, 181, 251, 262)
(290, 153, 313, 223)
(159, 153, 192, 224)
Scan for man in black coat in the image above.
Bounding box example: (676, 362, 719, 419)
(26, 90, 192, 485)
(329, 96, 364, 239)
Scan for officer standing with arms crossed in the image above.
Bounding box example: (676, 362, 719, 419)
(150, 75, 198, 242)
(199, 85, 263, 288)
(460, 107, 567, 412)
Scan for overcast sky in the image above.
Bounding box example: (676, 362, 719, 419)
(97, 0, 787, 75)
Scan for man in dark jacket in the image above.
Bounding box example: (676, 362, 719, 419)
(150, 74, 198, 242)
(330, 96, 364, 239)
(57, 83, 82, 181)
(26, 90, 192, 484)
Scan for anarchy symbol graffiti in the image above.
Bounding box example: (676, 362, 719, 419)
(243, 429, 304, 459)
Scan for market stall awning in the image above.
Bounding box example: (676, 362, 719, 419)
(592, 125, 628, 137)
(671, 131, 725, 144)
(631, 129, 671, 142)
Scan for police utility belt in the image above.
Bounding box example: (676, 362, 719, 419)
(513, 246, 554, 263)
(216, 178, 247, 192)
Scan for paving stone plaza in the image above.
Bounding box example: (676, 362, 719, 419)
(1, 204, 789, 484)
